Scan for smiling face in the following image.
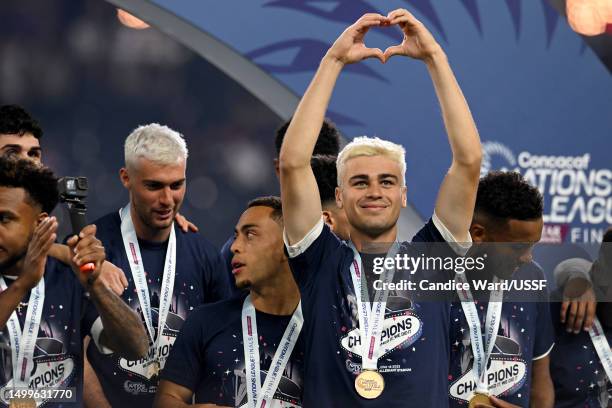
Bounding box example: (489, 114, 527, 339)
(120, 157, 186, 234)
(336, 155, 407, 239)
(230, 206, 286, 290)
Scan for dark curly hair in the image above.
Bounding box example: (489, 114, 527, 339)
(0, 105, 43, 139)
(604, 227, 612, 243)
(248, 195, 282, 223)
(275, 118, 341, 157)
(475, 171, 543, 223)
(0, 158, 58, 213)
(311, 154, 337, 206)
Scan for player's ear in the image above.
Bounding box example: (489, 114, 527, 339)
(120, 167, 130, 188)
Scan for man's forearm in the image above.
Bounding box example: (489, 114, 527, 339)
(279, 56, 342, 243)
(89, 281, 149, 360)
(153, 393, 191, 408)
(425, 51, 481, 167)
(83, 337, 112, 408)
(0, 280, 29, 329)
(279, 56, 343, 169)
(530, 357, 555, 408)
(49, 243, 72, 265)
(530, 383, 554, 408)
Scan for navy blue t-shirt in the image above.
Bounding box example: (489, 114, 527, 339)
(448, 262, 554, 407)
(86, 211, 230, 408)
(550, 302, 612, 408)
(162, 293, 305, 406)
(287, 218, 453, 407)
(0, 258, 95, 408)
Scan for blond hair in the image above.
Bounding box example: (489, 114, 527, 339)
(124, 123, 188, 169)
(336, 136, 406, 186)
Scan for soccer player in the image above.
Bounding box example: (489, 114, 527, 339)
(280, 9, 481, 407)
(220, 119, 346, 294)
(0, 105, 42, 162)
(550, 229, 612, 407)
(155, 196, 304, 407)
(85, 124, 230, 408)
(0, 158, 148, 408)
(447, 171, 554, 408)
(0, 104, 199, 242)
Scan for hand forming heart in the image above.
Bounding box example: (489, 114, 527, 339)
(325, 9, 443, 65)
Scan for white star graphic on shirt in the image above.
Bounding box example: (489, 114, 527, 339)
(235, 358, 240, 364)
(590, 383, 596, 388)
(225, 369, 231, 375)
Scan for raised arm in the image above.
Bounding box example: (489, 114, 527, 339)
(66, 225, 149, 360)
(280, 13, 386, 244)
(384, 9, 481, 241)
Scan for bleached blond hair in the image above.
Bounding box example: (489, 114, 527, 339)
(336, 136, 406, 186)
(124, 123, 188, 169)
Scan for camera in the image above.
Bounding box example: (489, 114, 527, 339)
(58, 176, 88, 201)
(57, 176, 89, 235)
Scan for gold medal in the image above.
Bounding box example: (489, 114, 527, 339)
(468, 392, 494, 408)
(147, 360, 161, 378)
(9, 397, 37, 408)
(354, 370, 385, 399)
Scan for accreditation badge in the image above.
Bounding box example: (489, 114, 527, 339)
(355, 370, 385, 399)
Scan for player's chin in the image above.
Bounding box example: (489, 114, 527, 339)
(362, 216, 396, 233)
(150, 217, 174, 230)
(235, 278, 252, 290)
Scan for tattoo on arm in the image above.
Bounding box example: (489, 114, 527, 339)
(89, 282, 149, 360)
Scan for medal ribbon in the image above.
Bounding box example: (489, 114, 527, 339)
(0, 276, 45, 388)
(119, 205, 176, 364)
(588, 317, 612, 384)
(241, 295, 303, 408)
(348, 242, 399, 371)
(455, 272, 503, 394)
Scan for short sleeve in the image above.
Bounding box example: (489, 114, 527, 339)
(284, 220, 344, 292)
(412, 213, 471, 256)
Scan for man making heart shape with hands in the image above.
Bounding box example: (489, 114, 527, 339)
(280, 8, 482, 408)
(327, 9, 444, 64)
